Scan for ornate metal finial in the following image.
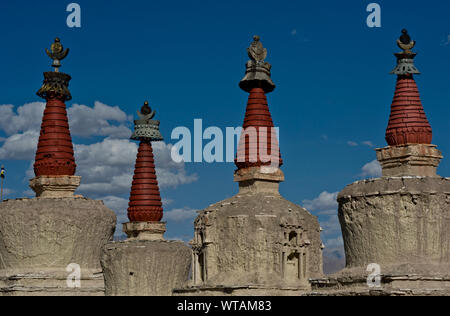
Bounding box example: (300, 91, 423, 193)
(397, 29, 416, 54)
(131, 101, 163, 142)
(240, 35, 275, 93)
(37, 38, 72, 101)
(45, 38, 70, 72)
(247, 35, 267, 62)
(391, 29, 420, 75)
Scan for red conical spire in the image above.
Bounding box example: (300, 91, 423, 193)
(235, 87, 282, 169)
(34, 38, 76, 177)
(127, 101, 165, 223)
(385, 74, 432, 146)
(385, 30, 432, 146)
(128, 141, 163, 222)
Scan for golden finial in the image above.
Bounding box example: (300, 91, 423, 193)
(45, 38, 70, 72)
(397, 29, 416, 54)
(247, 35, 268, 62)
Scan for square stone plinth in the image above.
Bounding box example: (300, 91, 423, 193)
(234, 166, 285, 194)
(123, 222, 166, 241)
(29, 176, 81, 198)
(376, 144, 443, 177)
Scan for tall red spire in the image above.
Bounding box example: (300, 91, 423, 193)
(236, 87, 282, 169)
(128, 140, 163, 222)
(385, 30, 432, 146)
(34, 38, 76, 176)
(127, 101, 164, 223)
(235, 36, 282, 170)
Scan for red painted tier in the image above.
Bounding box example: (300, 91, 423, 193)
(386, 74, 432, 146)
(235, 87, 282, 169)
(34, 98, 76, 176)
(128, 141, 163, 222)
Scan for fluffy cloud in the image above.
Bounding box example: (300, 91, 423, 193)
(164, 208, 198, 222)
(0, 102, 45, 135)
(302, 191, 338, 212)
(101, 195, 129, 231)
(303, 191, 345, 274)
(75, 139, 197, 197)
(0, 130, 39, 160)
(322, 236, 345, 274)
(361, 160, 382, 178)
(68, 101, 132, 138)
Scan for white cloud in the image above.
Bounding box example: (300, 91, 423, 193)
(164, 208, 198, 222)
(324, 236, 344, 249)
(0, 102, 45, 135)
(362, 141, 374, 147)
(303, 190, 344, 273)
(302, 191, 338, 212)
(361, 160, 382, 178)
(101, 195, 129, 227)
(68, 101, 132, 138)
(75, 139, 198, 197)
(347, 140, 375, 148)
(320, 214, 342, 237)
(0, 130, 39, 160)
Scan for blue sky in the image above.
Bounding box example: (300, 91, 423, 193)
(0, 1, 449, 270)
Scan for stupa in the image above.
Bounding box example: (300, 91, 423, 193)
(310, 30, 450, 296)
(0, 38, 116, 296)
(175, 36, 323, 296)
(101, 101, 191, 296)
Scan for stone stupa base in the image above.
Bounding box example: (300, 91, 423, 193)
(330, 176, 450, 296)
(29, 176, 82, 198)
(0, 268, 106, 296)
(376, 144, 443, 177)
(309, 264, 450, 296)
(174, 284, 311, 296)
(0, 197, 116, 296)
(101, 222, 191, 296)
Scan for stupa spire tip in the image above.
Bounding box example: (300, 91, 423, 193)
(45, 37, 70, 72)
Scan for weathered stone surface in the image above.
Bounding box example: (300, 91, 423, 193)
(0, 269, 105, 296)
(0, 197, 116, 296)
(309, 263, 450, 296)
(338, 177, 450, 269)
(184, 190, 323, 295)
(123, 221, 166, 241)
(101, 240, 191, 296)
(29, 176, 81, 198)
(175, 285, 313, 296)
(376, 144, 443, 177)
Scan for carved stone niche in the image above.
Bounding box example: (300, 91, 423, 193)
(280, 220, 311, 286)
(191, 212, 211, 286)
